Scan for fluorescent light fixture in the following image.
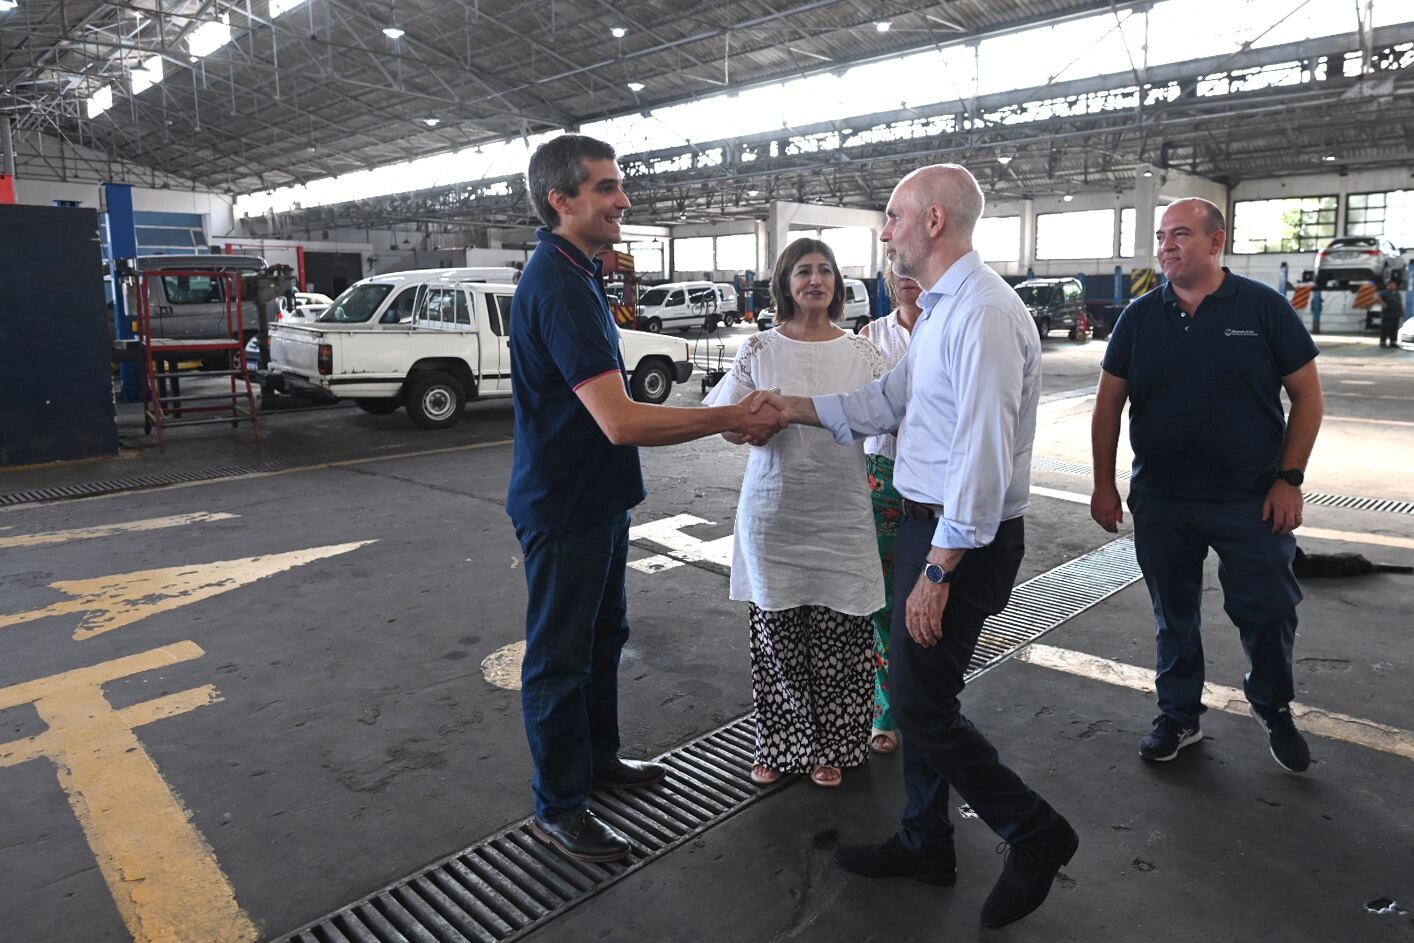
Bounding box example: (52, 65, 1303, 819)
(626, 81, 645, 92)
(1322, 154, 1337, 162)
(131, 54, 164, 94)
(1142, 169, 1153, 177)
(996, 155, 1012, 165)
(1062, 193, 1074, 202)
(747, 189, 760, 197)
(382, 25, 405, 38)
(188, 14, 232, 59)
(610, 26, 626, 38)
(0, 0, 18, 12)
(269, 0, 306, 17)
(875, 20, 891, 32)
(421, 117, 440, 126)
(85, 85, 113, 119)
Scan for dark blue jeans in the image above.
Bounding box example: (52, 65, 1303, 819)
(891, 515, 1057, 855)
(1129, 491, 1302, 728)
(515, 512, 631, 820)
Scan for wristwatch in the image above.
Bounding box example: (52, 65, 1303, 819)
(923, 562, 953, 585)
(1277, 468, 1305, 487)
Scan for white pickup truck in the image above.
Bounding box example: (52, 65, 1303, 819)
(266, 280, 694, 429)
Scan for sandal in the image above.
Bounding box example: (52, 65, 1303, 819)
(750, 764, 782, 785)
(809, 766, 843, 788)
(870, 728, 899, 754)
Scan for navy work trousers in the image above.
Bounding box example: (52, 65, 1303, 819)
(515, 512, 631, 820)
(1128, 491, 1302, 728)
(891, 515, 1056, 855)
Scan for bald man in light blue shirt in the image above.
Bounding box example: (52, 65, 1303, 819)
(754, 164, 1077, 930)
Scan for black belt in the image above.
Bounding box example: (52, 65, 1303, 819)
(902, 497, 944, 521)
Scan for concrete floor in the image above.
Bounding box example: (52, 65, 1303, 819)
(1, 328, 1411, 942)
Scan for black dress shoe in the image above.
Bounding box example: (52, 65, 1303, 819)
(835, 834, 957, 886)
(592, 757, 668, 789)
(980, 814, 1079, 929)
(531, 809, 632, 862)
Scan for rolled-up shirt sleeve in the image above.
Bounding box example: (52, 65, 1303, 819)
(932, 306, 1024, 549)
(813, 349, 912, 444)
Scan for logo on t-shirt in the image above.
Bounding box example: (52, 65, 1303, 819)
(1224, 328, 1259, 337)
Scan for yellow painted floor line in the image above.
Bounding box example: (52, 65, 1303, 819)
(0, 511, 238, 548)
(1014, 643, 1414, 762)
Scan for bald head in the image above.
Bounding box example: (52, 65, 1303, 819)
(897, 164, 986, 242)
(882, 164, 985, 285)
(1165, 197, 1226, 234)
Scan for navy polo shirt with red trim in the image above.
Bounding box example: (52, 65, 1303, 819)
(1102, 270, 1319, 500)
(506, 228, 646, 531)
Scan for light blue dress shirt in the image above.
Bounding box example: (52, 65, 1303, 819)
(814, 250, 1042, 549)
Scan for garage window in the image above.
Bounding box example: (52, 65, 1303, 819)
(1036, 209, 1115, 260)
(1119, 206, 1169, 257)
(673, 237, 714, 272)
(1347, 191, 1414, 249)
(715, 234, 757, 271)
(1231, 196, 1336, 253)
(975, 216, 1020, 262)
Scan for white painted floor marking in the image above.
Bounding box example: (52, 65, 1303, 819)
(1014, 643, 1414, 761)
(628, 514, 733, 574)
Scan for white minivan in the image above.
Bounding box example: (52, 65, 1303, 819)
(635, 281, 739, 332)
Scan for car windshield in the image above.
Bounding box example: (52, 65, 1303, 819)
(638, 288, 670, 306)
(1327, 238, 1377, 249)
(318, 284, 394, 322)
(1014, 285, 1059, 306)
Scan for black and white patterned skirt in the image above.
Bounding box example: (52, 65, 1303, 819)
(747, 603, 875, 772)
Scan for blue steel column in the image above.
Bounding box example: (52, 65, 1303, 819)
(103, 182, 141, 402)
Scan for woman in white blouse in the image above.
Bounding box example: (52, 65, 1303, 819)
(705, 238, 886, 788)
(856, 266, 921, 756)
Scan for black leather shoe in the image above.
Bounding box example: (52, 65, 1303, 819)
(835, 834, 957, 886)
(980, 814, 1079, 929)
(531, 809, 632, 862)
(592, 757, 668, 789)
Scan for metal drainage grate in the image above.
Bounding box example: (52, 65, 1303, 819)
(278, 716, 776, 943)
(1304, 492, 1414, 516)
(969, 536, 1142, 676)
(0, 461, 299, 507)
(1030, 458, 1414, 516)
(1031, 457, 1130, 481)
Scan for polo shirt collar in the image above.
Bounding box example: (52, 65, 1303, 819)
(536, 226, 603, 278)
(919, 249, 984, 316)
(1160, 267, 1238, 305)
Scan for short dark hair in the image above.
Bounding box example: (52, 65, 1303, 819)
(771, 238, 846, 325)
(526, 134, 617, 229)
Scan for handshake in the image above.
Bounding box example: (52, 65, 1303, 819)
(733, 389, 792, 446)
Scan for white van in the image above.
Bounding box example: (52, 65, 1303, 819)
(755, 277, 873, 332)
(133, 254, 268, 340)
(635, 281, 737, 332)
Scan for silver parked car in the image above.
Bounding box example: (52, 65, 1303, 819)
(1314, 236, 1407, 288)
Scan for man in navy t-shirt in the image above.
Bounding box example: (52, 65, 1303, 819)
(1090, 198, 1324, 773)
(509, 134, 787, 862)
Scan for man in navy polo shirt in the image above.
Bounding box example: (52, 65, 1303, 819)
(1090, 198, 1324, 773)
(509, 134, 787, 862)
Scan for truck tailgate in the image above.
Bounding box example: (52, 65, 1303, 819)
(269, 324, 324, 377)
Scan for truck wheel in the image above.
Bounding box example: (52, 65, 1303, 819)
(853, 316, 870, 333)
(405, 372, 465, 429)
(355, 398, 400, 415)
(1036, 317, 1052, 338)
(1069, 325, 1090, 342)
(643, 317, 662, 333)
(630, 361, 672, 404)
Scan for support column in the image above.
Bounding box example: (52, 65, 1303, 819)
(1133, 165, 1158, 272)
(102, 182, 141, 402)
(1019, 198, 1037, 274)
(0, 117, 15, 204)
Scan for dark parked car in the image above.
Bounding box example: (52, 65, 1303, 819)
(1014, 277, 1089, 341)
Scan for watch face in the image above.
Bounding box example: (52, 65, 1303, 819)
(925, 563, 947, 584)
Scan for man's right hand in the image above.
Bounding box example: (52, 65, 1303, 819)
(1090, 481, 1124, 533)
(735, 393, 788, 444)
